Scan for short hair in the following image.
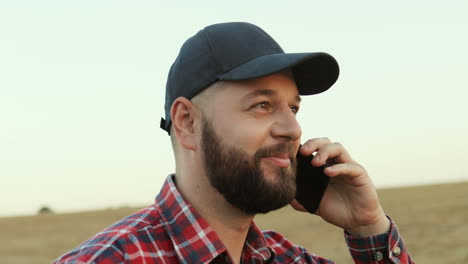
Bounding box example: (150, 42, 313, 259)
(169, 81, 226, 151)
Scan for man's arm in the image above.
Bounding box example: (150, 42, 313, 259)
(345, 217, 414, 263)
(291, 138, 414, 263)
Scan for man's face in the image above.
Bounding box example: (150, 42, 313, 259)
(199, 71, 302, 215)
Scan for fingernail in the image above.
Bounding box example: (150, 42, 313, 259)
(314, 154, 321, 163)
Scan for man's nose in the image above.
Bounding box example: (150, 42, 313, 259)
(270, 106, 302, 141)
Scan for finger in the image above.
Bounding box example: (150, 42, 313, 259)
(290, 199, 308, 213)
(324, 163, 366, 179)
(300, 137, 332, 156)
(313, 142, 353, 166)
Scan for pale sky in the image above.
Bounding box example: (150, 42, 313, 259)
(1, 0, 467, 217)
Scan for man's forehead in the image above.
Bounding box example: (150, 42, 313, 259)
(230, 74, 300, 100)
(197, 71, 301, 105)
(242, 88, 301, 103)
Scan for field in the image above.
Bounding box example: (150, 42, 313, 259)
(1, 182, 468, 264)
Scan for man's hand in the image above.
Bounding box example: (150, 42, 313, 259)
(290, 138, 390, 237)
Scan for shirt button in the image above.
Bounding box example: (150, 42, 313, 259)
(393, 246, 401, 256)
(375, 251, 383, 261)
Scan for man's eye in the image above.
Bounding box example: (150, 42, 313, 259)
(291, 106, 299, 114)
(254, 102, 270, 110)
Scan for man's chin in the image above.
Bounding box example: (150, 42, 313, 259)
(241, 195, 295, 215)
(260, 161, 294, 182)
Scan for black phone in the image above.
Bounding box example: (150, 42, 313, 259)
(295, 148, 330, 213)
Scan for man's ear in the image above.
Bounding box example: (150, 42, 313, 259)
(170, 97, 200, 151)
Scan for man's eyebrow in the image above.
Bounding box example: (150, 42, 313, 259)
(295, 94, 301, 103)
(243, 89, 301, 103)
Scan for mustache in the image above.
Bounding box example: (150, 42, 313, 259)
(254, 143, 296, 164)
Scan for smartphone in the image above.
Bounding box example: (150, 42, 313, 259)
(295, 148, 330, 213)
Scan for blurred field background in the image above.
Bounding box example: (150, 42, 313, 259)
(1, 182, 467, 264)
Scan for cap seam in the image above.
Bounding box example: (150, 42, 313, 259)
(201, 29, 223, 78)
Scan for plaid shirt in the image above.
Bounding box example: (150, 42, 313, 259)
(54, 175, 414, 264)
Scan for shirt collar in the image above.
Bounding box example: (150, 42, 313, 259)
(155, 175, 275, 263)
(244, 223, 276, 262)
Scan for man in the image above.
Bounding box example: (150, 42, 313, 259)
(54, 22, 414, 263)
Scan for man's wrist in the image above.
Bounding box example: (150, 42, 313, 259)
(346, 215, 391, 237)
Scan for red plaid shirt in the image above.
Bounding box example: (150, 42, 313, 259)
(53, 175, 414, 263)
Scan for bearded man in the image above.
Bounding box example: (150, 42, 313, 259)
(53, 22, 414, 264)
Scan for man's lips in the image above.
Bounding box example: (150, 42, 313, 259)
(262, 153, 291, 168)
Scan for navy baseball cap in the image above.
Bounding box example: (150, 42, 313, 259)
(160, 22, 339, 134)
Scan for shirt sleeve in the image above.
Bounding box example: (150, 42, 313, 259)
(345, 217, 415, 264)
(52, 244, 125, 264)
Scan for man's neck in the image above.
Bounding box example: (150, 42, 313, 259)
(205, 208, 252, 264)
(175, 169, 254, 264)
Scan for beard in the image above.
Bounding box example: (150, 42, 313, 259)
(201, 118, 297, 215)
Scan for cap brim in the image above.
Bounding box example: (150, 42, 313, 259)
(218, 52, 339, 95)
